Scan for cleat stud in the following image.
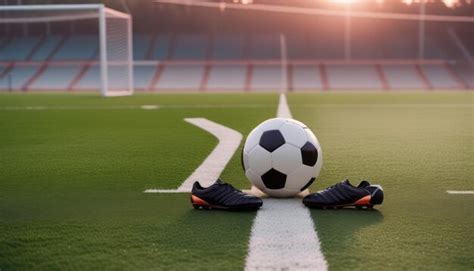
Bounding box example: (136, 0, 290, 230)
(356, 206, 363, 210)
(367, 205, 374, 209)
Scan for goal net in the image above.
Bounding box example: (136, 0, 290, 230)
(0, 4, 133, 96)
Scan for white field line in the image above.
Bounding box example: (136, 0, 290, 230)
(1, 103, 472, 111)
(245, 94, 328, 271)
(143, 118, 242, 193)
(0, 104, 270, 110)
(447, 190, 474, 195)
(277, 93, 293, 118)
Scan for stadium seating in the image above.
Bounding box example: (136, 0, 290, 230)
(326, 65, 383, 89)
(133, 65, 156, 90)
(171, 35, 207, 60)
(382, 65, 427, 89)
(0, 65, 39, 90)
(251, 65, 285, 91)
(156, 65, 204, 90)
(30, 36, 63, 61)
(150, 35, 171, 60)
(52, 36, 98, 60)
(133, 34, 151, 60)
(212, 35, 245, 60)
(421, 64, 462, 89)
(31, 65, 81, 90)
(206, 65, 247, 90)
(0, 33, 472, 91)
(292, 65, 324, 90)
(450, 63, 474, 89)
(0, 37, 39, 60)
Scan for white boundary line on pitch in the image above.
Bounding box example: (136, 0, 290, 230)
(447, 190, 474, 195)
(1, 104, 472, 111)
(143, 118, 242, 193)
(244, 93, 328, 271)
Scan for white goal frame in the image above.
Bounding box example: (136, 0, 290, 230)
(0, 4, 134, 97)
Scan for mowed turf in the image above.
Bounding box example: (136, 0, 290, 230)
(288, 93, 474, 271)
(0, 93, 277, 270)
(0, 92, 473, 270)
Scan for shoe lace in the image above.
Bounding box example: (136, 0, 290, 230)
(221, 182, 239, 192)
(323, 182, 341, 191)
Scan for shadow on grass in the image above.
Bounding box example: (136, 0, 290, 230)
(310, 208, 384, 268)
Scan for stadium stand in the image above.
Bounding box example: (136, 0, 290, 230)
(251, 65, 286, 91)
(292, 65, 324, 90)
(206, 64, 247, 91)
(212, 35, 245, 60)
(150, 35, 171, 60)
(31, 65, 81, 90)
(30, 36, 63, 61)
(156, 65, 204, 90)
(382, 65, 428, 89)
(52, 36, 98, 60)
(0, 36, 39, 60)
(0, 28, 472, 91)
(326, 65, 383, 89)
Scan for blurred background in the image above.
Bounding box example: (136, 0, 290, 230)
(0, 0, 472, 92)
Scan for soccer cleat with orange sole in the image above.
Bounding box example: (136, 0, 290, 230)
(303, 179, 384, 209)
(191, 179, 263, 211)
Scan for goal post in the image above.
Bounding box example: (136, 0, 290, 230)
(0, 4, 134, 96)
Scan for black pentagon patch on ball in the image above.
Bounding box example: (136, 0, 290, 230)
(259, 130, 285, 152)
(301, 142, 318, 166)
(261, 168, 287, 189)
(240, 148, 245, 171)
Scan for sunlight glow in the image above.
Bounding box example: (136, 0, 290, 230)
(329, 0, 465, 8)
(330, 0, 356, 4)
(401, 0, 464, 8)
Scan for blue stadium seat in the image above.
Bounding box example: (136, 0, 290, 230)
(421, 64, 461, 89)
(156, 65, 204, 90)
(75, 65, 100, 90)
(151, 35, 171, 60)
(326, 65, 382, 89)
(31, 66, 81, 90)
(0, 66, 39, 90)
(212, 35, 244, 59)
(206, 65, 246, 90)
(52, 36, 98, 60)
(0, 37, 39, 60)
(31, 36, 63, 61)
(134, 65, 156, 89)
(382, 65, 426, 89)
(292, 65, 323, 90)
(250, 34, 280, 59)
(133, 34, 151, 60)
(251, 65, 284, 91)
(172, 35, 208, 60)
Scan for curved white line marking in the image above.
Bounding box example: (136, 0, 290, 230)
(144, 118, 242, 193)
(245, 94, 328, 271)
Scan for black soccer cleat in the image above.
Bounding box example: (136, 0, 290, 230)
(191, 179, 263, 211)
(303, 179, 384, 209)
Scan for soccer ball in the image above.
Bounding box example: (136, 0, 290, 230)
(242, 118, 323, 197)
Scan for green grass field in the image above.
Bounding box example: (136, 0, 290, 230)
(0, 92, 472, 270)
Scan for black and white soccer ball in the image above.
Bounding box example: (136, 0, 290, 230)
(242, 118, 323, 197)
